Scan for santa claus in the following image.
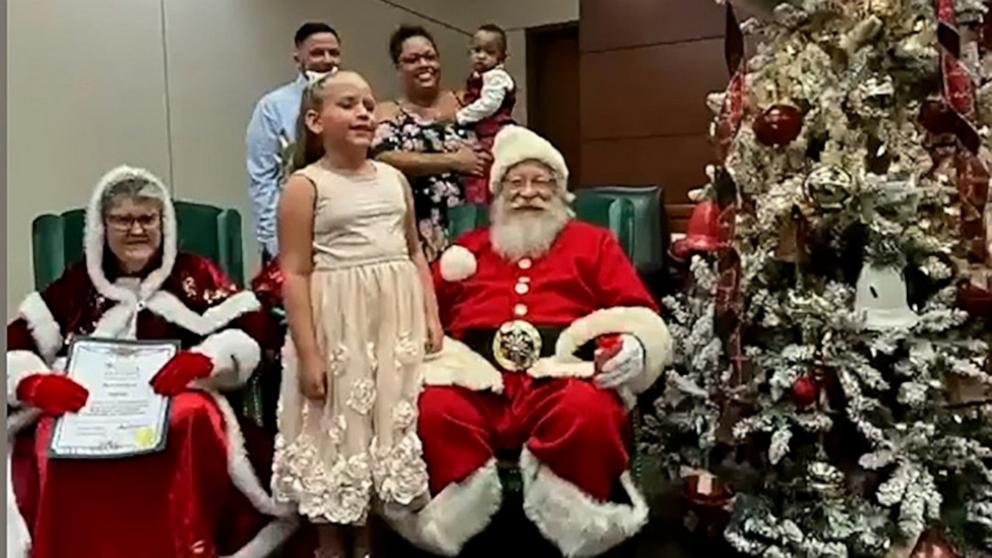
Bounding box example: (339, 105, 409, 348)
(386, 126, 673, 557)
(6, 166, 296, 558)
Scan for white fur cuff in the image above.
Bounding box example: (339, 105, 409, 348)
(6, 351, 51, 407)
(220, 517, 298, 558)
(8, 455, 31, 558)
(439, 246, 477, 282)
(192, 329, 261, 391)
(520, 449, 648, 557)
(550, 306, 673, 394)
(421, 337, 503, 393)
(383, 459, 502, 556)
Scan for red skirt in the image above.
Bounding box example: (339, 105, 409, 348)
(11, 392, 271, 558)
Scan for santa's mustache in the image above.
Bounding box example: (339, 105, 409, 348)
(508, 195, 552, 210)
(490, 194, 571, 261)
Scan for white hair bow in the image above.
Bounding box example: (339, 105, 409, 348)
(305, 68, 338, 88)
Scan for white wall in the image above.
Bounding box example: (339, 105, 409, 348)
(6, 0, 469, 314)
(395, 0, 578, 30)
(6, 0, 577, 313)
(161, 0, 469, 272)
(7, 0, 172, 316)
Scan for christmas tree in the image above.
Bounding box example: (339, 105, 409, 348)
(644, 0, 992, 555)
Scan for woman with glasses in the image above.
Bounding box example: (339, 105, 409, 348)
(6, 165, 292, 558)
(372, 24, 491, 263)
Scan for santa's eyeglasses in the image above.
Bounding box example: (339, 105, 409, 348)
(502, 177, 555, 191)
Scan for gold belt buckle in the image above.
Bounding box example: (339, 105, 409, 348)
(492, 320, 542, 371)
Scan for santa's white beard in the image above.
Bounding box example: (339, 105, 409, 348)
(490, 195, 572, 261)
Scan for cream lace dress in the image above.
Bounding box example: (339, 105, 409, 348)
(272, 161, 429, 525)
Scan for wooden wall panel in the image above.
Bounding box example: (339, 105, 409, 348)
(666, 204, 695, 234)
(581, 38, 727, 139)
(529, 24, 583, 188)
(580, 134, 714, 200)
(579, 0, 732, 214)
(580, 0, 725, 52)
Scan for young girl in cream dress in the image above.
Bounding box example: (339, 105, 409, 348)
(272, 69, 443, 558)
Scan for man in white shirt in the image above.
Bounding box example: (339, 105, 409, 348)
(246, 22, 341, 262)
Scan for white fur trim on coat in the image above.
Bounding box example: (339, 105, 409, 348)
(92, 290, 260, 340)
(84, 165, 177, 304)
(16, 293, 62, 363)
(489, 125, 570, 194)
(531, 306, 673, 394)
(7, 454, 31, 558)
(6, 351, 52, 408)
(439, 246, 477, 282)
(383, 458, 502, 556)
(221, 516, 298, 558)
(420, 337, 504, 393)
(520, 448, 648, 557)
(192, 329, 261, 391)
(7, 410, 42, 438)
(205, 390, 294, 519)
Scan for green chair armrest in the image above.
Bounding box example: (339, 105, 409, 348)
(447, 203, 489, 241)
(32, 215, 67, 291)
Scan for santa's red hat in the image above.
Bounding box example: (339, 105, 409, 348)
(489, 125, 570, 195)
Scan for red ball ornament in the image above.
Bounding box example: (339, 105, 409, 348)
(753, 104, 804, 147)
(918, 99, 957, 137)
(791, 375, 819, 408)
(959, 282, 992, 320)
(910, 530, 960, 558)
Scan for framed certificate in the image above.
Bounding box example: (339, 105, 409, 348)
(49, 337, 180, 459)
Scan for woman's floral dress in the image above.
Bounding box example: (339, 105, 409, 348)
(371, 105, 474, 262)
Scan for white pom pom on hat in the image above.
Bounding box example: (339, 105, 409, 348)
(439, 245, 478, 282)
(488, 125, 570, 194)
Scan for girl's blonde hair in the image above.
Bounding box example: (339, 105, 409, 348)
(291, 73, 334, 172)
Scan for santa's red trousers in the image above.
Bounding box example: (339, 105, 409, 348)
(418, 373, 631, 501)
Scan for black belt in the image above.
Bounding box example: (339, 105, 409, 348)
(460, 326, 597, 366)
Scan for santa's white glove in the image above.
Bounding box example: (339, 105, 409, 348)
(594, 334, 645, 389)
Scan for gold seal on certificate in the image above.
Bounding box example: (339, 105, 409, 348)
(49, 337, 179, 459)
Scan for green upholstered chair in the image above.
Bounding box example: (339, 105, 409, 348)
(447, 203, 489, 241)
(446, 186, 669, 277)
(574, 186, 668, 276)
(31, 200, 245, 291)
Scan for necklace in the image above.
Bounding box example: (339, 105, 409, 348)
(400, 95, 443, 122)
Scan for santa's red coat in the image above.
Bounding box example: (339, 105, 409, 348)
(437, 220, 658, 332)
(427, 220, 669, 394)
(387, 221, 672, 558)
